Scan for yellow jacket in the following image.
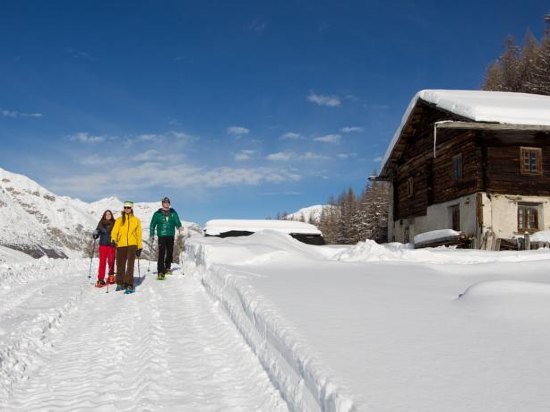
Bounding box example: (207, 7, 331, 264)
(111, 213, 143, 249)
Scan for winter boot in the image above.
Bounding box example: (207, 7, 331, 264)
(124, 286, 135, 295)
(115, 284, 125, 292)
(95, 279, 106, 288)
(107, 274, 116, 284)
(165, 269, 172, 275)
(157, 273, 166, 280)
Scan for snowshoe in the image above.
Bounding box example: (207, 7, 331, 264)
(95, 279, 106, 288)
(157, 273, 166, 280)
(115, 284, 125, 292)
(165, 269, 172, 275)
(107, 274, 116, 284)
(124, 286, 135, 295)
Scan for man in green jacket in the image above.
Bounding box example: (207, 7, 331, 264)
(149, 197, 183, 279)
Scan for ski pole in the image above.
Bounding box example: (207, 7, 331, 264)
(88, 239, 97, 280)
(138, 256, 141, 280)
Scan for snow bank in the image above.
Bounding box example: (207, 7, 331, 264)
(204, 219, 322, 236)
(331, 239, 550, 264)
(413, 228, 460, 245)
(530, 230, 550, 243)
(458, 280, 550, 321)
(185, 232, 357, 412)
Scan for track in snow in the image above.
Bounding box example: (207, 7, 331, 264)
(0, 261, 287, 411)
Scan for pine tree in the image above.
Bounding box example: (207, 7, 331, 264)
(483, 12, 550, 95)
(527, 33, 550, 95)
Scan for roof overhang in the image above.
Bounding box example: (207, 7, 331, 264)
(434, 121, 550, 131)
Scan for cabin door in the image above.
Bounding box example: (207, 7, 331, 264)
(449, 205, 460, 231)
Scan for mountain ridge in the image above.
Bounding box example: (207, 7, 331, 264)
(0, 167, 200, 259)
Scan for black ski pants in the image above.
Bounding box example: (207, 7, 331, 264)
(157, 236, 175, 275)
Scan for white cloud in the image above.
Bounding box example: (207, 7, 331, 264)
(69, 132, 106, 143)
(49, 164, 301, 196)
(373, 156, 383, 162)
(307, 93, 341, 107)
(80, 155, 117, 166)
(340, 126, 363, 133)
(1, 109, 43, 118)
(267, 152, 293, 161)
(314, 134, 341, 144)
(280, 132, 301, 140)
(235, 150, 255, 161)
(298, 152, 328, 160)
(227, 126, 250, 136)
(132, 150, 160, 162)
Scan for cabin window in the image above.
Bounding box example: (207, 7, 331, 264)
(453, 154, 463, 180)
(517, 203, 540, 232)
(449, 205, 460, 231)
(520, 147, 542, 175)
(407, 177, 414, 197)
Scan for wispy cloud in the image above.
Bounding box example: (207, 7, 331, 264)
(340, 126, 363, 133)
(227, 126, 250, 136)
(267, 152, 293, 161)
(235, 150, 255, 161)
(280, 132, 301, 140)
(48, 164, 301, 196)
(80, 155, 117, 166)
(1, 109, 43, 118)
(132, 150, 160, 162)
(373, 156, 383, 162)
(307, 92, 341, 107)
(69, 132, 106, 143)
(64, 47, 95, 61)
(314, 134, 341, 144)
(249, 19, 268, 32)
(267, 151, 328, 161)
(298, 152, 328, 160)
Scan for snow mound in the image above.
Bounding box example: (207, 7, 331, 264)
(458, 280, 550, 322)
(191, 230, 327, 266)
(459, 280, 550, 299)
(332, 240, 550, 265)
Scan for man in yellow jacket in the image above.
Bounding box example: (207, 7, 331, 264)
(111, 200, 143, 294)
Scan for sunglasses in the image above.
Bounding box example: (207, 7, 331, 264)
(124, 207, 132, 210)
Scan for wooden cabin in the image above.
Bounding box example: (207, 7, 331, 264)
(378, 90, 550, 249)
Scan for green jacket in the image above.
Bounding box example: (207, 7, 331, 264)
(150, 208, 182, 237)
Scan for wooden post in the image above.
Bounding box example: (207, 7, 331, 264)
(525, 233, 530, 250)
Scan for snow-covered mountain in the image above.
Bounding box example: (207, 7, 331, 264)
(0, 167, 201, 259)
(285, 204, 331, 223)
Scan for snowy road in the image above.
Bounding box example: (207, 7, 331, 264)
(0, 259, 287, 411)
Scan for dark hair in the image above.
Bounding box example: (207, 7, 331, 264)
(101, 210, 115, 225)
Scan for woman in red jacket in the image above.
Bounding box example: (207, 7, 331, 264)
(92, 210, 116, 287)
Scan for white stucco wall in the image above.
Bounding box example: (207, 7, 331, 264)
(481, 193, 550, 237)
(391, 194, 477, 243)
(391, 192, 550, 247)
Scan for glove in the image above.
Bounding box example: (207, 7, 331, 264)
(150, 235, 155, 242)
(92, 230, 99, 240)
(110, 240, 116, 247)
(136, 249, 142, 257)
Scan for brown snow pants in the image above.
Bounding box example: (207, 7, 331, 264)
(116, 245, 137, 287)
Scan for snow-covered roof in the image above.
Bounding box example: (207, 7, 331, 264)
(204, 219, 322, 236)
(414, 229, 460, 245)
(381, 90, 550, 174)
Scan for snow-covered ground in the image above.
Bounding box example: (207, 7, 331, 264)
(3, 231, 550, 411)
(0, 258, 287, 411)
(186, 232, 550, 411)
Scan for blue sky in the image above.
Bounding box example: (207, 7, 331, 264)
(0, 1, 548, 225)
